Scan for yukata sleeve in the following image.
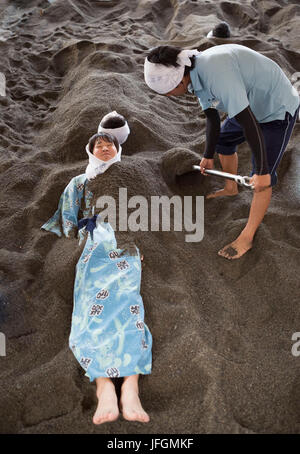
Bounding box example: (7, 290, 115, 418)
(41, 176, 85, 238)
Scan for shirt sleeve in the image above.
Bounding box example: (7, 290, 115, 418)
(198, 97, 213, 112)
(210, 54, 250, 118)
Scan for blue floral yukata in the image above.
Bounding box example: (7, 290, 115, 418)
(41, 174, 152, 381)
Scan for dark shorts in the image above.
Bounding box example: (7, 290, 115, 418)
(215, 104, 300, 186)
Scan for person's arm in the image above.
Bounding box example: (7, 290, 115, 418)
(199, 108, 220, 173)
(234, 106, 269, 175)
(203, 108, 221, 159)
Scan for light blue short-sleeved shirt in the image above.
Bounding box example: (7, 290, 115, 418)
(189, 44, 299, 122)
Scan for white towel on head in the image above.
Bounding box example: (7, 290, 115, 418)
(85, 143, 122, 180)
(98, 111, 130, 144)
(144, 49, 200, 94)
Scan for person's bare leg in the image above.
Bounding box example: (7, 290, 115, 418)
(206, 152, 239, 199)
(93, 377, 119, 425)
(219, 186, 272, 259)
(119, 374, 150, 423)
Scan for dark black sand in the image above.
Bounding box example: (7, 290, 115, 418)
(0, 0, 300, 434)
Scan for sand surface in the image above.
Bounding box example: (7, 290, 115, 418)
(0, 0, 300, 434)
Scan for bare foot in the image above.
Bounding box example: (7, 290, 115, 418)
(206, 186, 238, 199)
(120, 380, 150, 423)
(218, 236, 252, 260)
(93, 378, 119, 425)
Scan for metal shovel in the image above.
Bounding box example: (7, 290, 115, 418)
(192, 165, 254, 189)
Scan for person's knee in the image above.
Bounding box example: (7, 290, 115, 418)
(218, 151, 237, 161)
(215, 144, 236, 156)
(251, 169, 277, 186)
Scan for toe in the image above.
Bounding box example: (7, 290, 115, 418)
(219, 242, 252, 260)
(135, 412, 149, 423)
(93, 415, 103, 425)
(218, 247, 228, 257)
(122, 410, 135, 421)
(218, 244, 238, 259)
(142, 413, 150, 422)
(225, 246, 238, 257)
(122, 409, 150, 423)
(93, 411, 118, 425)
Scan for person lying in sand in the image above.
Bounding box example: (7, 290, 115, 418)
(144, 44, 300, 260)
(41, 112, 152, 425)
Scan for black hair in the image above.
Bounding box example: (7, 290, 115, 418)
(88, 132, 119, 154)
(100, 113, 126, 129)
(147, 45, 196, 76)
(213, 22, 231, 38)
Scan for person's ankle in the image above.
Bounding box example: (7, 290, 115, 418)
(121, 378, 139, 394)
(239, 230, 254, 242)
(96, 378, 114, 395)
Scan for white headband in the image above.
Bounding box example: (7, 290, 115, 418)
(144, 49, 201, 94)
(98, 111, 130, 145)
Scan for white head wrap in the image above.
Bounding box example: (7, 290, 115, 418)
(98, 111, 130, 145)
(144, 49, 201, 94)
(85, 143, 122, 180)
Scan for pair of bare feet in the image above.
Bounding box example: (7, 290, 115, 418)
(206, 184, 253, 260)
(93, 375, 150, 425)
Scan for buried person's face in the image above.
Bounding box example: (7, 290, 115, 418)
(166, 74, 191, 97)
(93, 138, 118, 161)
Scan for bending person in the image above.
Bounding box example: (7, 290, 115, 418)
(144, 44, 300, 259)
(41, 112, 152, 425)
